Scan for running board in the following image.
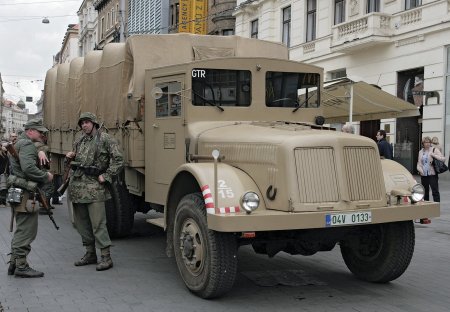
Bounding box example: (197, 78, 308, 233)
(146, 217, 164, 228)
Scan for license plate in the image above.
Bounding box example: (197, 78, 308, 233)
(325, 211, 372, 227)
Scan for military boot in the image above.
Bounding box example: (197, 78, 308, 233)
(14, 258, 44, 278)
(74, 245, 97, 266)
(7, 254, 15, 276)
(96, 247, 113, 271)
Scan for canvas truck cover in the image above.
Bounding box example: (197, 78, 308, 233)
(44, 33, 288, 130)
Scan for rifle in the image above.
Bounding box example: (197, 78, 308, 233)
(5, 142, 59, 230)
(57, 156, 73, 196)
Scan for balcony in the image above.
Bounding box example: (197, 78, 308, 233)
(331, 13, 393, 52)
(330, 1, 450, 53)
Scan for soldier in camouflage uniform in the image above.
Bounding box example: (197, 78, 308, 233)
(8, 119, 54, 278)
(66, 112, 123, 271)
(34, 135, 55, 213)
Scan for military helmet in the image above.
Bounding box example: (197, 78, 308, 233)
(78, 112, 99, 128)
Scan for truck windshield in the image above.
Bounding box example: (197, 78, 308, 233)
(192, 68, 251, 108)
(266, 72, 320, 109)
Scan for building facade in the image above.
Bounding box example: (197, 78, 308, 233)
(60, 24, 80, 64)
(93, 0, 128, 48)
(128, 0, 169, 35)
(168, 0, 237, 35)
(1, 100, 29, 138)
(234, 0, 450, 172)
(78, 0, 98, 56)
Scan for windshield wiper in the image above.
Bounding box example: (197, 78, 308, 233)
(192, 91, 224, 112)
(292, 92, 316, 113)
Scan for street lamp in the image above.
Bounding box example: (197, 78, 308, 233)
(42, 17, 50, 24)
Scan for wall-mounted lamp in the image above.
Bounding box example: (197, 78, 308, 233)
(42, 17, 50, 24)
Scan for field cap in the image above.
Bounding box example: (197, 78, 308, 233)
(24, 119, 49, 133)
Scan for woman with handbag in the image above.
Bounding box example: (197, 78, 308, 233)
(417, 136, 446, 202)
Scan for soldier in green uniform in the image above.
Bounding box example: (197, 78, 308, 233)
(66, 112, 123, 271)
(8, 119, 54, 278)
(34, 135, 55, 213)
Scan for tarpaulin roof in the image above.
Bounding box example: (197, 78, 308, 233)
(322, 78, 419, 123)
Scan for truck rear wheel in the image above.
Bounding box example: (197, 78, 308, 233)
(105, 178, 134, 238)
(173, 193, 238, 298)
(340, 221, 414, 283)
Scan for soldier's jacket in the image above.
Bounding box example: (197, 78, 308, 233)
(68, 131, 123, 203)
(34, 141, 54, 198)
(10, 133, 48, 186)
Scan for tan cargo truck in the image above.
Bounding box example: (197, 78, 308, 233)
(44, 34, 439, 298)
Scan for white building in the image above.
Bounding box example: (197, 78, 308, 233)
(234, 0, 450, 172)
(60, 24, 80, 64)
(1, 100, 29, 138)
(78, 0, 98, 55)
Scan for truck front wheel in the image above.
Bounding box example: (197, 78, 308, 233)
(173, 193, 238, 299)
(340, 221, 414, 283)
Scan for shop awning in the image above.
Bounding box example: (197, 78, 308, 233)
(322, 78, 419, 123)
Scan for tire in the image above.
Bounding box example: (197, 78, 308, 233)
(105, 177, 135, 238)
(340, 221, 415, 283)
(173, 193, 238, 299)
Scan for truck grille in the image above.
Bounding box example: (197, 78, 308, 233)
(294, 147, 340, 203)
(343, 147, 384, 201)
(294, 147, 383, 204)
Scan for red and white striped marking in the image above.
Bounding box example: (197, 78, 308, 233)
(201, 185, 241, 214)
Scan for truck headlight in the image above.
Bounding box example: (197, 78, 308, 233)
(240, 192, 260, 214)
(411, 184, 425, 203)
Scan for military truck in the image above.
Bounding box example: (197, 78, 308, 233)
(44, 34, 439, 298)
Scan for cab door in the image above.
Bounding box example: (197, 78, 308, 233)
(145, 74, 185, 205)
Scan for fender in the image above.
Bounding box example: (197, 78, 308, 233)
(163, 162, 266, 256)
(380, 159, 418, 196)
(167, 162, 266, 216)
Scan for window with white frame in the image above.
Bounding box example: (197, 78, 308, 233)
(306, 0, 316, 42)
(334, 0, 345, 25)
(282, 6, 291, 47)
(367, 0, 380, 13)
(405, 0, 421, 10)
(251, 19, 258, 38)
(327, 69, 347, 81)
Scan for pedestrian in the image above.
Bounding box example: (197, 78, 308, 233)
(7, 119, 53, 278)
(431, 137, 443, 153)
(376, 129, 393, 160)
(417, 136, 445, 202)
(0, 141, 9, 205)
(9, 132, 18, 145)
(341, 123, 355, 134)
(67, 112, 123, 271)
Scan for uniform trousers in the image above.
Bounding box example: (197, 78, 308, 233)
(73, 201, 111, 249)
(421, 174, 440, 202)
(11, 211, 38, 259)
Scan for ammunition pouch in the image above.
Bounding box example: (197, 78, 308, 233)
(7, 175, 38, 192)
(7, 188, 37, 213)
(7, 188, 23, 204)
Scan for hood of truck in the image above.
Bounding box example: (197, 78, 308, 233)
(191, 121, 386, 212)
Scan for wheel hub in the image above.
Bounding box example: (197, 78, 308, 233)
(178, 218, 204, 275)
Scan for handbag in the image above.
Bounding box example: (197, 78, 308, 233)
(432, 148, 448, 174)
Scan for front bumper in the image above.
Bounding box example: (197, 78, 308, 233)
(207, 201, 440, 232)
